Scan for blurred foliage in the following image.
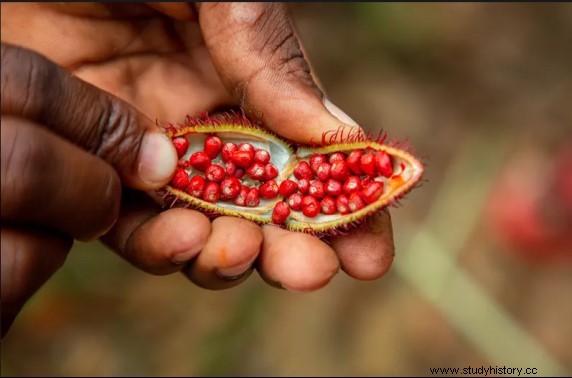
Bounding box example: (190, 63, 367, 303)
(2, 3, 572, 376)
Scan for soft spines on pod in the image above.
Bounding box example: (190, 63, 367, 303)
(158, 110, 425, 236)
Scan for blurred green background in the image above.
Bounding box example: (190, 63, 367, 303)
(2, 3, 571, 376)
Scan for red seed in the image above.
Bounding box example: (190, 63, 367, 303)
(264, 163, 279, 181)
(309, 154, 327, 173)
(246, 188, 260, 207)
(171, 168, 189, 189)
(177, 160, 191, 169)
(375, 151, 394, 178)
(254, 149, 271, 164)
(189, 151, 211, 172)
(316, 162, 331, 182)
(172, 137, 189, 159)
(321, 196, 337, 215)
(247, 162, 266, 181)
(187, 175, 206, 197)
(220, 177, 242, 200)
(233, 168, 245, 179)
(260, 180, 279, 199)
(205, 164, 225, 182)
(225, 161, 237, 176)
(324, 179, 343, 197)
(293, 161, 314, 180)
(360, 152, 377, 177)
(234, 185, 249, 206)
(361, 182, 384, 204)
(238, 143, 255, 153)
(346, 150, 363, 175)
(361, 176, 373, 188)
(221, 142, 238, 162)
(203, 182, 220, 203)
(279, 180, 298, 197)
(231, 150, 255, 168)
(297, 179, 310, 194)
(287, 193, 303, 211)
(330, 160, 350, 181)
(272, 201, 291, 224)
(329, 152, 346, 164)
(204, 135, 223, 159)
(343, 176, 362, 194)
(302, 196, 320, 218)
(336, 194, 351, 215)
(348, 192, 366, 212)
(308, 180, 325, 199)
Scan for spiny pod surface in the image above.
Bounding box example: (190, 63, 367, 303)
(160, 112, 424, 235)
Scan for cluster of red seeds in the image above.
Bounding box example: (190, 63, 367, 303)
(169, 135, 393, 226)
(277, 150, 393, 224)
(170, 135, 281, 209)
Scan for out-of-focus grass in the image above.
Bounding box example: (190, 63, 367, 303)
(2, 3, 572, 376)
(395, 124, 565, 374)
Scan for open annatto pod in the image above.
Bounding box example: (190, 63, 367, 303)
(158, 111, 424, 236)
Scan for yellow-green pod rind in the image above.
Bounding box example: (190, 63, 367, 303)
(165, 187, 275, 224)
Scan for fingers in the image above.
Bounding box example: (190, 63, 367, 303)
(1, 43, 177, 190)
(1, 227, 72, 338)
(1, 117, 121, 241)
(258, 226, 340, 292)
(183, 216, 263, 290)
(330, 209, 395, 280)
(145, 2, 197, 21)
(196, 3, 359, 144)
(100, 190, 211, 275)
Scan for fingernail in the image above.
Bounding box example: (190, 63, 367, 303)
(93, 217, 118, 241)
(280, 282, 298, 292)
(138, 133, 178, 187)
(265, 279, 286, 290)
(215, 268, 253, 282)
(172, 252, 196, 265)
(324, 98, 359, 127)
(216, 261, 253, 279)
(171, 246, 203, 265)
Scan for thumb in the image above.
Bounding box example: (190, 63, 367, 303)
(1, 43, 177, 190)
(196, 2, 360, 145)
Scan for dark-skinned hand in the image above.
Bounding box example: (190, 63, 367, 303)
(1, 2, 395, 338)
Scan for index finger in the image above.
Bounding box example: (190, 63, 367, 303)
(1, 43, 177, 190)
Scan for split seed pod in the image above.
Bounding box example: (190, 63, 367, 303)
(159, 111, 424, 235)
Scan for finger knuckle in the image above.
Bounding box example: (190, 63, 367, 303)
(228, 3, 316, 96)
(0, 123, 52, 217)
(89, 97, 143, 171)
(1, 43, 57, 118)
(248, 5, 315, 86)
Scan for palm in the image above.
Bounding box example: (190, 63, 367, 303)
(7, 3, 232, 122)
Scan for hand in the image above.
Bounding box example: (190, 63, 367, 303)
(1, 2, 395, 336)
